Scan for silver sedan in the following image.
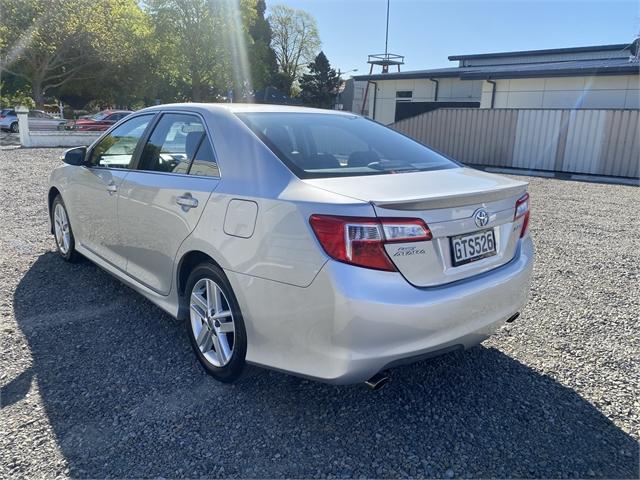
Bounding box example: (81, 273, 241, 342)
(0, 109, 66, 132)
(48, 104, 533, 387)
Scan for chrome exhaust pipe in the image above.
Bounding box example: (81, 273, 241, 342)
(365, 373, 390, 391)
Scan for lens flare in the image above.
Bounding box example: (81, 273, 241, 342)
(0, 24, 36, 71)
(218, 0, 253, 102)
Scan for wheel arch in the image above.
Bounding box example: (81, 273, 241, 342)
(48, 187, 62, 234)
(176, 250, 224, 319)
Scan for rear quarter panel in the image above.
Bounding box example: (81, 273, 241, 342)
(180, 184, 376, 288)
(175, 107, 376, 288)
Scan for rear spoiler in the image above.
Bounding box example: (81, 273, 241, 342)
(372, 184, 527, 211)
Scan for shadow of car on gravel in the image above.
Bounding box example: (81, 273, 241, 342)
(8, 252, 639, 478)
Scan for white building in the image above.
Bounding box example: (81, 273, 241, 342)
(352, 43, 640, 125)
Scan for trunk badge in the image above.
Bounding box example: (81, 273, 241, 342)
(473, 208, 489, 227)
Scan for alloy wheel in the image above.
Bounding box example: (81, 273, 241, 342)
(53, 203, 71, 255)
(189, 278, 236, 367)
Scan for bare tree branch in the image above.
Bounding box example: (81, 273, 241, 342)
(269, 4, 320, 94)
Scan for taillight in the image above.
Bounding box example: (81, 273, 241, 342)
(309, 215, 432, 271)
(514, 193, 530, 238)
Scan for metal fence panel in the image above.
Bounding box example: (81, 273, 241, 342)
(562, 110, 608, 174)
(512, 110, 562, 171)
(600, 109, 640, 178)
(391, 108, 639, 178)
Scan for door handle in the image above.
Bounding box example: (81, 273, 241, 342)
(106, 182, 118, 194)
(176, 193, 198, 210)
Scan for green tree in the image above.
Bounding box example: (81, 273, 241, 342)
(0, 82, 35, 109)
(148, 0, 258, 102)
(248, 0, 279, 92)
(299, 51, 339, 109)
(269, 4, 320, 96)
(0, 0, 152, 108)
(148, 0, 223, 102)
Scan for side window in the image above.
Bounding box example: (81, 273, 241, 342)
(189, 138, 219, 177)
(88, 114, 153, 169)
(137, 113, 216, 176)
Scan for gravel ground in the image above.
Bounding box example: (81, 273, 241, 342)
(0, 131, 20, 147)
(1, 147, 638, 479)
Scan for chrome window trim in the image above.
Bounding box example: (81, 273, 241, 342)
(123, 169, 220, 181)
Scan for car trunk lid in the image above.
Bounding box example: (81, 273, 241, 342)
(304, 167, 529, 287)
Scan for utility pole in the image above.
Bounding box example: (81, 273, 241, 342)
(384, 0, 390, 58)
(360, 0, 404, 116)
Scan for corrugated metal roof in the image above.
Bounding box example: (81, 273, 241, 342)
(353, 58, 640, 82)
(460, 57, 640, 79)
(353, 66, 477, 81)
(448, 43, 630, 61)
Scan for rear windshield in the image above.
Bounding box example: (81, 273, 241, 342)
(236, 112, 458, 178)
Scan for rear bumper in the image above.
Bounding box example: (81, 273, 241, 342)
(228, 236, 534, 384)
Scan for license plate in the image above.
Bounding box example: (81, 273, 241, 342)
(450, 228, 496, 266)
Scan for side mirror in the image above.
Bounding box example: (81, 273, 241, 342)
(62, 147, 87, 166)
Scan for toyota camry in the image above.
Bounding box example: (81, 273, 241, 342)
(48, 104, 533, 388)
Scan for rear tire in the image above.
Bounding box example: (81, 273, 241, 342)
(10, 122, 18, 133)
(185, 262, 247, 383)
(52, 195, 80, 262)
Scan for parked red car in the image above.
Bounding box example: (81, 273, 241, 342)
(67, 110, 132, 131)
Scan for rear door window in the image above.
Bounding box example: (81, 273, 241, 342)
(188, 137, 219, 177)
(137, 113, 217, 176)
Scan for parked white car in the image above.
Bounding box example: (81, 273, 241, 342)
(48, 104, 533, 388)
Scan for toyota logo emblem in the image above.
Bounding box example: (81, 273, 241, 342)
(473, 208, 489, 228)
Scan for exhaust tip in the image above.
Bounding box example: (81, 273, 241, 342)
(506, 312, 520, 323)
(365, 373, 390, 391)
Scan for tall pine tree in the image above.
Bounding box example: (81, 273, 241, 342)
(299, 51, 340, 109)
(249, 0, 281, 93)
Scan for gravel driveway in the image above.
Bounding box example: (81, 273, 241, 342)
(0, 131, 20, 147)
(1, 148, 638, 479)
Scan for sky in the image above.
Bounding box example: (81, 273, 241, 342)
(275, 0, 640, 77)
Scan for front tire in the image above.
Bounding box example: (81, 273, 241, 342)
(52, 195, 80, 262)
(185, 263, 247, 383)
(10, 122, 18, 133)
